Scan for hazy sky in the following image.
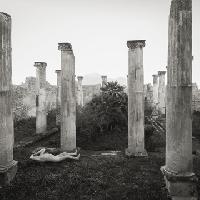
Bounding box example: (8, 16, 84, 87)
(1, 0, 200, 86)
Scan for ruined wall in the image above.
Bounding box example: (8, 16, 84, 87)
(13, 77, 56, 121)
(13, 77, 101, 121)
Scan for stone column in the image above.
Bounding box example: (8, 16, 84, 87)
(55, 70, 61, 126)
(158, 71, 166, 115)
(58, 43, 76, 152)
(101, 75, 107, 88)
(77, 76, 84, 106)
(152, 74, 159, 106)
(0, 12, 17, 187)
(126, 75, 128, 94)
(34, 62, 47, 134)
(126, 40, 147, 157)
(161, 0, 197, 199)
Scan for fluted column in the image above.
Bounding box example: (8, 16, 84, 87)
(152, 74, 159, 107)
(158, 71, 166, 115)
(0, 12, 17, 187)
(34, 62, 47, 134)
(55, 70, 61, 126)
(58, 43, 76, 152)
(77, 76, 83, 106)
(126, 40, 147, 157)
(161, 0, 197, 199)
(101, 75, 107, 88)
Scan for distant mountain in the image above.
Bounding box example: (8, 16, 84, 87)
(82, 73, 127, 86)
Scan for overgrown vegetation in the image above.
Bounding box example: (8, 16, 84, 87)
(193, 111, 200, 138)
(77, 82, 128, 142)
(76, 81, 158, 151)
(14, 109, 57, 144)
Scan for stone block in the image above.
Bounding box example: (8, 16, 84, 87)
(125, 148, 148, 157)
(161, 167, 198, 200)
(0, 160, 18, 187)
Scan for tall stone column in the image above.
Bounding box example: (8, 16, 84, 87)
(77, 76, 84, 106)
(126, 40, 147, 157)
(158, 71, 166, 115)
(34, 62, 47, 134)
(58, 43, 76, 152)
(0, 12, 17, 187)
(55, 70, 61, 127)
(152, 74, 159, 106)
(126, 75, 128, 94)
(161, 0, 197, 199)
(101, 75, 107, 88)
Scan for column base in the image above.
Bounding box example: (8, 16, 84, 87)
(125, 148, 148, 157)
(161, 166, 198, 200)
(61, 146, 79, 153)
(0, 160, 18, 187)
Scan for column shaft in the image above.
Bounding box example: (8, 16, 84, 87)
(158, 71, 166, 115)
(152, 75, 159, 106)
(55, 70, 61, 126)
(34, 62, 47, 134)
(161, 0, 197, 199)
(126, 40, 147, 157)
(101, 76, 107, 88)
(0, 12, 17, 186)
(77, 76, 83, 106)
(58, 43, 76, 152)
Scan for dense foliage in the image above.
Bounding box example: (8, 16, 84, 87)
(77, 81, 128, 141)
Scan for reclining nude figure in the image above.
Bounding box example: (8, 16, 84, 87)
(30, 147, 80, 162)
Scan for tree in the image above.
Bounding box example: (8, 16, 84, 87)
(76, 81, 128, 140)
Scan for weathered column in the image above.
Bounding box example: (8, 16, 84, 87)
(34, 62, 47, 134)
(158, 71, 166, 115)
(125, 40, 147, 157)
(77, 76, 84, 106)
(101, 75, 107, 88)
(126, 75, 128, 94)
(58, 43, 76, 152)
(0, 12, 17, 187)
(152, 74, 159, 106)
(161, 0, 198, 199)
(55, 70, 61, 127)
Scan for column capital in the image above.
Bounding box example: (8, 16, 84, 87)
(34, 62, 47, 68)
(55, 69, 61, 74)
(0, 12, 11, 21)
(152, 74, 158, 84)
(77, 76, 83, 81)
(127, 40, 146, 50)
(158, 71, 166, 76)
(152, 74, 158, 78)
(101, 75, 107, 79)
(58, 43, 72, 51)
